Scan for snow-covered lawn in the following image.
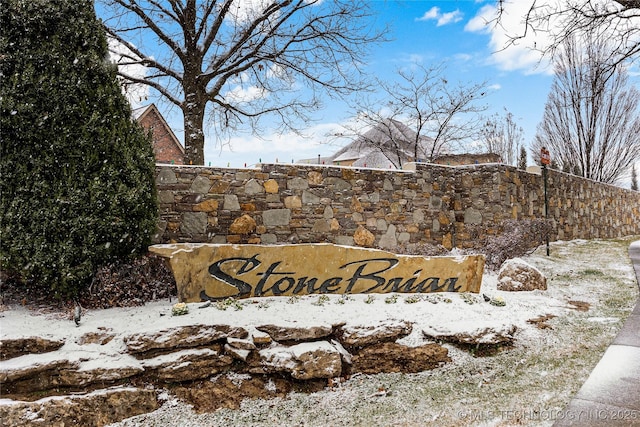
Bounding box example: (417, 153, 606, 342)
(2, 238, 638, 426)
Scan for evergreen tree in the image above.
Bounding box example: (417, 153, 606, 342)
(632, 164, 638, 191)
(518, 145, 527, 170)
(1, 0, 157, 297)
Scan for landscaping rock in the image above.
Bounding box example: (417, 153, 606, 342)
(76, 328, 115, 346)
(224, 344, 252, 362)
(250, 328, 273, 345)
(1, 354, 144, 394)
(337, 320, 412, 348)
(352, 342, 449, 374)
(256, 341, 342, 380)
(330, 339, 352, 365)
(255, 324, 333, 342)
(0, 387, 158, 427)
(144, 348, 233, 382)
(170, 375, 293, 413)
(0, 357, 78, 393)
(226, 337, 256, 350)
(61, 365, 144, 388)
(423, 321, 517, 345)
(0, 337, 65, 360)
(123, 324, 248, 356)
(498, 258, 547, 291)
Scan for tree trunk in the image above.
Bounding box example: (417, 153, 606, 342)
(183, 98, 206, 165)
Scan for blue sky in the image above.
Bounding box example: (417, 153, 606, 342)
(107, 1, 638, 181)
(200, 0, 557, 167)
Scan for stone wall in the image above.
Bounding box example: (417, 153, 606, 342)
(154, 163, 640, 248)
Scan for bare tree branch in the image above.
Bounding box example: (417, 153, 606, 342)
(533, 32, 640, 184)
(495, 0, 640, 67)
(99, 0, 386, 164)
(336, 64, 489, 168)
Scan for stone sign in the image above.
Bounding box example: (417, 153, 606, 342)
(149, 243, 485, 302)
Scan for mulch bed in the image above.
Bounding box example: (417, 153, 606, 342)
(1, 254, 177, 313)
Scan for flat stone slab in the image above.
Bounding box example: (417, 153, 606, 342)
(337, 320, 413, 348)
(422, 321, 518, 345)
(255, 324, 334, 342)
(149, 243, 485, 302)
(123, 324, 248, 355)
(352, 342, 450, 374)
(0, 337, 65, 360)
(143, 348, 233, 382)
(256, 341, 343, 380)
(0, 387, 158, 427)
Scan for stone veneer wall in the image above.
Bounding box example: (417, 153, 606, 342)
(154, 163, 640, 249)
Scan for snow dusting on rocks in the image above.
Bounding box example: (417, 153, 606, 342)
(1, 238, 637, 427)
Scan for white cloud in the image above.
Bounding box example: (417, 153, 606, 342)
(417, 6, 440, 21)
(107, 38, 150, 108)
(438, 10, 464, 26)
(453, 53, 473, 62)
(417, 7, 463, 27)
(227, 0, 275, 23)
(465, 2, 552, 74)
(223, 85, 268, 103)
(405, 53, 426, 64)
(488, 83, 502, 91)
(465, 4, 494, 33)
(205, 122, 347, 166)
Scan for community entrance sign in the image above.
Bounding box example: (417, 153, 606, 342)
(150, 243, 485, 302)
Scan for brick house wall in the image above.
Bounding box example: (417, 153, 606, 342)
(134, 104, 184, 165)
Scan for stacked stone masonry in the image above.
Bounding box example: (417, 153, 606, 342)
(155, 163, 640, 248)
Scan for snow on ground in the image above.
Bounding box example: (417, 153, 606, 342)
(2, 238, 638, 426)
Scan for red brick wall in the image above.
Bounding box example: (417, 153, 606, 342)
(138, 109, 184, 165)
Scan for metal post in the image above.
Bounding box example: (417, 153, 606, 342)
(540, 147, 551, 256)
(543, 164, 549, 256)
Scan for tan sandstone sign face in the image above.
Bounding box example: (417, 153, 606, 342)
(149, 244, 485, 303)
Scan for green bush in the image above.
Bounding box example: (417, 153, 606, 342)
(0, 0, 157, 298)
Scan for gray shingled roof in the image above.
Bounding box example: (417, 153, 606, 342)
(328, 119, 435, 168)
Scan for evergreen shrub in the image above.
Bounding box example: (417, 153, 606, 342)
(0, 0, 157, 298)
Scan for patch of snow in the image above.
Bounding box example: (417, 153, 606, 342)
(289, 341, 337, 358)
(225, 372, 252, 387)
(264, 378, 276, 392)
(2, 238, 638, 427)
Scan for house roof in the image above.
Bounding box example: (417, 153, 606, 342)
(328, 118, 435, 168)
(131, 105, 149, 120)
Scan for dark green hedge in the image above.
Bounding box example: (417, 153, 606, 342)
(1, 0, 158, 298)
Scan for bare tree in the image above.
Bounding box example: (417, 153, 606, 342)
(495, 0, 640, 68)
(99, 0, 385, 165)
(478, 108, 524, 166)
(533, 33, 640, 184)
(337, 64, 488, 167)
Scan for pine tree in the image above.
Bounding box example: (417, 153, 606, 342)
(518, 145, 527, 170)
(1, 0, 157, 298)
(632, 164, 638, 191)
